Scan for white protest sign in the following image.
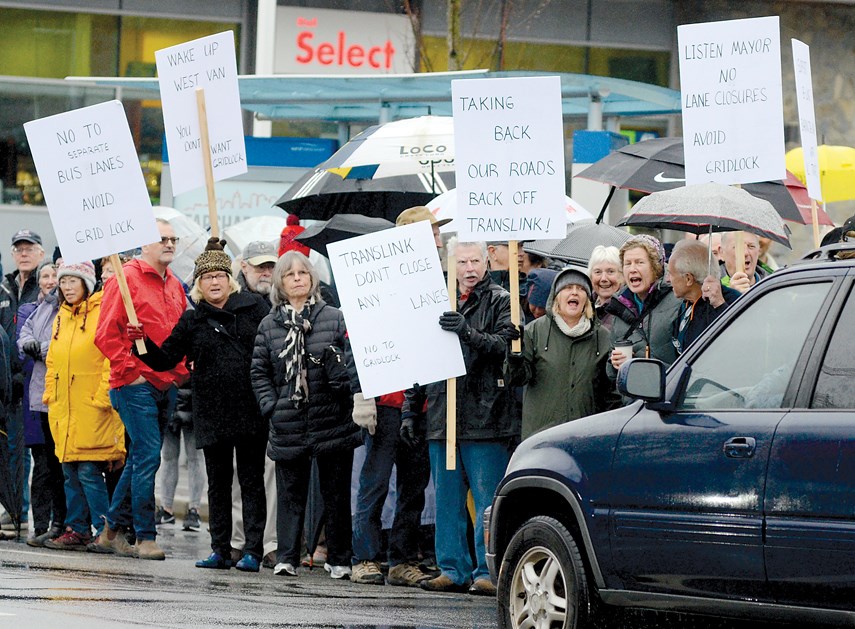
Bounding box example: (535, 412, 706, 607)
(792, 39, 822, 202)
(156, 31, 247, 196)
(678, 16, 786, 186)
(23, 100, 159, 265)
(452, 76, 566, 240)
(327, 221, 466, 398)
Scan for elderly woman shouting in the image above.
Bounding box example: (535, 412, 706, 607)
(605, 235, 681, 373)
(250, 251, 362, 580)
(506, 268, 618, 440)
(128, 245, 271, 572)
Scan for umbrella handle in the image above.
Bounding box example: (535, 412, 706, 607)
(596, 186, 617, 224)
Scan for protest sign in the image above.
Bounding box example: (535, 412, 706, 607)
(156, 31, 247, 197)
(23, 100, 160, 265)
(678, 16, 786, 186)
(792, 39, 822, 202)
(451, 76, 566, 241)
(327, 220, 466, 399)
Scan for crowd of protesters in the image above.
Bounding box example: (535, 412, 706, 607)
(1, 208, 850, 596)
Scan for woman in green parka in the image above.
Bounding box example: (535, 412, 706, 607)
(505, 268, 619, 440)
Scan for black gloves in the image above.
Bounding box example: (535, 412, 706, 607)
(21, 340, 42, 361)
(439, 311, 470, 337)
(399, 412, 425, 448)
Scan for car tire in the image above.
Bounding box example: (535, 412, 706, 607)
(498, 515, 591, 629)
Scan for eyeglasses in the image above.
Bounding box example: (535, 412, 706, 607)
(200, 272, 229, 283)
(160, 236, 180, 245)
(12, 245, 37, 254)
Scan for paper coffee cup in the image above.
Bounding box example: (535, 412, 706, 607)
(613, 341, 634, 362)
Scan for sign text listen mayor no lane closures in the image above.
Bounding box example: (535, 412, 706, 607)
(327, 220, 466, 399)
(678, 16, 786, 186)
(156, 31, 247, 196)
(23, 100, 160, 265)
(452, 76, 566, 241)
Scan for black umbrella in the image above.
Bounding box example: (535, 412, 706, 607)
(275, 168, 455, 223)
(577, 137, 818, 225)
(0, 410, 24, 535)
(296, 213, 395, 257)
(524, 221, 633, 266)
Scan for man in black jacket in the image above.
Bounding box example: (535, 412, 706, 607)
(401, 238, 519, 596)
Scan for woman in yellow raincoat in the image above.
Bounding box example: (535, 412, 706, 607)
(43, 261, 125, 551)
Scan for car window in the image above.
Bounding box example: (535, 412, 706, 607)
(679, 282, 831, 411)
(812, 284, 855, 409)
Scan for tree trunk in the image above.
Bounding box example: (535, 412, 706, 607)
(447, 0, 461, 71)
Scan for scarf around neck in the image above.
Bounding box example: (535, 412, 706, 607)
(278, 296, 316, 404)
(552, 304, 592, 338)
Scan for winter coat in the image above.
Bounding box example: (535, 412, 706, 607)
(95, 259, 188, 391)
(672, 285, 742, 354)
(43, 291, 125, 464)
(135, 290, 271, 449)
(18, 290, 59, 415)
(251, 299, 359, 461)
(402, 274, 520, 442)
(505, 269, 619, 440)
(605, 279, 682, 372)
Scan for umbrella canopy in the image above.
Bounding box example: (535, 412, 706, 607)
(275, 167, 454, 223)
(296, 213, 395, 257)
(0, 412, 24, 533)
(786, 145, 855, 203)
(223, 215, 287, 257)
(324, 115, 454, 181)
(426, 189, 595, 234)
(618, 183, 791, 247)
(525, 221, 633, 266)
(152, 206, 209, 286)
(577, 137, 833, 226)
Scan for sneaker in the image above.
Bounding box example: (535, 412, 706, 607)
(420, 574, 470, 593)
(351, 560, 385, 585)
(324, 563, 352, 580)
(468, 578, 497, 596)
(235, 553, 260, 573)
(182, 508, 201, 532)
(155, 507, 175, 526)
(136, 539, 165, 560)
(387, 561, 432, 587)
(273, 562, 298, 576)
(27, 525, 61, 548)
(44, 528, 91, 551)
(196, 552, 232, 569)
(262, 551, 277, 569)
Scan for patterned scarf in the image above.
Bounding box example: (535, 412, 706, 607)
(278, 296, 315, 404)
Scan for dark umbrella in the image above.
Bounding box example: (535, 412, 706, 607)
(577, 137, 834, 226)
(0, 410, 24, 535)
(275, 168, 455, 223)
(296, 213, 395, 257)
(524, 221, 633, 266)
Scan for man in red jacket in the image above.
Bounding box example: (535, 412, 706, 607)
(92, 219, 188, 560)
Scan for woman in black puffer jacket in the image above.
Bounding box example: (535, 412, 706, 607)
(250, 251, 359, 579)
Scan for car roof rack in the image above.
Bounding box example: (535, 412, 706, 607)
(799, 243, 855, 262)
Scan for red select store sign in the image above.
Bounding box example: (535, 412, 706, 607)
(296, 30, 395, 70)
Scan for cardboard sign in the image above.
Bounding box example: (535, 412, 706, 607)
(678, 16, 786, 186)
(451, 76, 566, 240)
(327, 221, 466, 398)
(156, 31, 247, 196)
(23, 100, 159, 264)
(792, 39, 822, 202)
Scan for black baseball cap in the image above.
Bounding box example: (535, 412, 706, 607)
(12, 229, 42, 246)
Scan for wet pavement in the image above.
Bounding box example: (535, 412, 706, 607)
(0, 525, 816, 628)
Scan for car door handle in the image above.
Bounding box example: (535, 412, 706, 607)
(723, 436, 756, 458)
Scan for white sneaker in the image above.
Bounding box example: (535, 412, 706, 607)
(324, 563, 352, 580)
(273, 562, 297, 576)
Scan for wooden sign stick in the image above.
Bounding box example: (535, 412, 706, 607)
(811, 199, 821, 249)
(446, 252, 457, 471)
(508, 240, 522, 353)
(195, 88, 219, 239)
(110, 253, 146, 355)
(735, 231, 745, 275)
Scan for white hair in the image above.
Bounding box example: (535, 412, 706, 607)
(587, 245, 621, 277)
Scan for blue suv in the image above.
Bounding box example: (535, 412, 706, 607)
(486, 247, 855, 628)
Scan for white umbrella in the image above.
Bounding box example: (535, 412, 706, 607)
(152, 206, 208, 286)
(426, 189, 595, 233)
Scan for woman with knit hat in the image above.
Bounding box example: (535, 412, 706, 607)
(42, 261, 126, 550)
(127, 241, 271, 572)
(506, 268, 620, 440)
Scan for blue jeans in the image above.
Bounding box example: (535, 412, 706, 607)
(63, 461, 109, 536)
(428, 440, 511, 585)
(107, 382, 176, 541)
(352, 405, 430, 566)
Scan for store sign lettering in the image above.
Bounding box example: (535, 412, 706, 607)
(295, 30, 396, 69)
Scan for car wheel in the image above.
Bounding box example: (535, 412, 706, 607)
(498, 515, 591, 629)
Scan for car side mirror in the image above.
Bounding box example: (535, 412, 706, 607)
(617, 358, 666, 403)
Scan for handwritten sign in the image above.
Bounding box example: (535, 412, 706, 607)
(23, 100, 160, 265)
(678, 16, 785, 186)
(451, 76, 566, 240)
(327, 221, 466, 398)
(156, 31, 247, 196)
(792, 39, 822, 201)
